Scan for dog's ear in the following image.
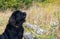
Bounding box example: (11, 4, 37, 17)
(8, 14, 16, 25)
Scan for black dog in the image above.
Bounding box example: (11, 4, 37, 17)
(0, 10, 26, 39)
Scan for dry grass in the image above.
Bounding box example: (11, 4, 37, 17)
(0, 2, 60, 39)
(0, 10, 12, 34)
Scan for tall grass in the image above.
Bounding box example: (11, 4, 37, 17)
(0, 0, 60, 39)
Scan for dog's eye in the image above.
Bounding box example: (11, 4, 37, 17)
(24, 16, 26, 18)
(16, 26, 19, 28)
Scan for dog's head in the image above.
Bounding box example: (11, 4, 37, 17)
(14, 10, 26, 23)
(9, 10, 26, 27)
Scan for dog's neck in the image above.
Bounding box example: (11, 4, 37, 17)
(6, 23, 22, 30)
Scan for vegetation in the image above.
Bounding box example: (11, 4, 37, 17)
(0, 0, 60, 39)
(0, 0, 59, 10)
(0, 0, 33, 10)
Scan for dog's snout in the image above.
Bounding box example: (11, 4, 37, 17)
(23, 12, 26, 18)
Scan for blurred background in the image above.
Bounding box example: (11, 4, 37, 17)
(0, 0, 60, 39)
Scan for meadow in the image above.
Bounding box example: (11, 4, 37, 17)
(0, 0, 60, 39)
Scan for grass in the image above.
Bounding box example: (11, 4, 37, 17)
(0, 0, 60, 39)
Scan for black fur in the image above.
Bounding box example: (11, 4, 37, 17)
(0, 10, 26, 39)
